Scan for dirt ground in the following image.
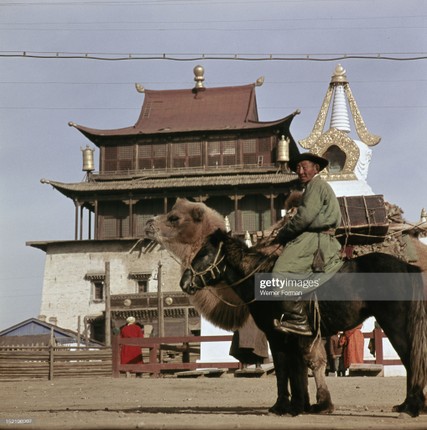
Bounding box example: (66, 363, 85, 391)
(1, 373, 427, 430)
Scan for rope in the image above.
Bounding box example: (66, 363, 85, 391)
(205, 286, 256, 308)
(362, 196, 372, 237)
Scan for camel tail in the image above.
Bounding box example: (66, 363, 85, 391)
(408, 265, 427, 390)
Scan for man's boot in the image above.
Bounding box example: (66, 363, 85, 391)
(273, 300, 312, 336)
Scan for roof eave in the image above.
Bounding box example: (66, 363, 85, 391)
(68, 111, 299, 145)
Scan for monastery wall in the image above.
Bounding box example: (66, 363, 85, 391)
(39, 241, 181, 332)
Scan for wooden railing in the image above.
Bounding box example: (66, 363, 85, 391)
(0, 346, 112, 380)
(0, 329, 400, 380)
(363, 328, 402, 366)
(112, 335, 240, 377)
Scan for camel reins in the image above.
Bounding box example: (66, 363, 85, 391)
(186, 241, 226, 289)
(186, 240, 282, 308)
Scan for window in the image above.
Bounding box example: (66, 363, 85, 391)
(242, 138, 257, 165)
(172, 141, 202, 168)
(207, 140, 237, 166)
(85, 273, 105, 303)
(129, 272, 151, 293)
(134, 199, 164, 237)
(99, 201, 130, 239)
(137, 280, 148, 293)
(241, 136, 273, 165)
(102, 145, 134, 172)
(93, 281, 104, 302)
(138, 143, 167, 169)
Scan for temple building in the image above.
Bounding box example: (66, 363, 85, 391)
(28, 66, 301, 341)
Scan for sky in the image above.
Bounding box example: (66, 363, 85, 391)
(0, 0, 426, 331)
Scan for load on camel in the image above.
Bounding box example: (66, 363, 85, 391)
(145, 197, 427, 417)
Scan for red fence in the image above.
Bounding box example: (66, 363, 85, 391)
(112, 328, 401, 378)
(112, 335, 240, 377)
(363, 328, 401, 366)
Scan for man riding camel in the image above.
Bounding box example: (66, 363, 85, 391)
(273, 153, 343, 336)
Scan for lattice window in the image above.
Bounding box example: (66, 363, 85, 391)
(173, 143, 187, 157)
(134, 199, 164, 237)
(93, 282, 104, 301)
(102, 145, 134, 172)
(240, 195, 270, 232)
(138, 143, 167, 170)
(103, 146, 118, 172)
(208, 141, 220, 156)
(208, 140, 236, 166)
(242, 139, 256, 153)
(99, 202, 130, 239)
(172, 141, 202, 168)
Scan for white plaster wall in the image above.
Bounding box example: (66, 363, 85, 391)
(198, 318, 237, 364)
(39, 240, 182, 332)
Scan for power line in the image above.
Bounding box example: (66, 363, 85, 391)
(1, 105, 426, 111)
(2, 15, 426, 25)
(1, 25, 425, 32)
(1, 51, 426, 61)
(2, 78, 427, 85)
(0, 0, 396, 6)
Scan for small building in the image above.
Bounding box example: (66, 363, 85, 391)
(0, 318, 102, 348)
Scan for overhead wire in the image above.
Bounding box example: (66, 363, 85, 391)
(1, 51, 426, 61)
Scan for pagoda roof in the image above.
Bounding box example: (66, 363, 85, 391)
(41, 172, 297, 199)
(69, 84, 299, 144)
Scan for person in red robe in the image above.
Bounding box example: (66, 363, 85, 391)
(339, 324, 364, 372)
(120, 316, 144, 365)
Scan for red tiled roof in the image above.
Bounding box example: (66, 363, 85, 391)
(69, 84, 298, 141)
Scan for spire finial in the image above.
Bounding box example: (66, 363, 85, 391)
(331, 64, 348, 84)
(193, 65, 205, 90)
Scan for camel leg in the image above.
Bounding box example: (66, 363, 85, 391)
(267, 332, 310, 416)
(300, 336, 334, 414)
(287, 344, 311, 415)
(268, 347, 292, 415)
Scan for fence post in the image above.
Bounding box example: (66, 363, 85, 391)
(373, 327, 384, 365)
(48, 328, 54, 380)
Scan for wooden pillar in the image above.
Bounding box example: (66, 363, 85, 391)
(230, 194, 243, 233)
(157, 261, 164, 338)
(77, 315, 81, 349)
(88, 210, 92, 240)
(74, 200, 79, 240)
(104, 262, 111, 347)
(94, 199, 99, 240)
(123, 197, 136, 237)
(265, 192, 277, 225)
(79, 205, 84, 240)
(112, 333, 120, 378)
(374, 327, 383, 365)
(184, 307, 189, 336)
(48, 327, 54, 380)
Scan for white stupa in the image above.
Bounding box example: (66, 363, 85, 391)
(299, 64, 381, 198)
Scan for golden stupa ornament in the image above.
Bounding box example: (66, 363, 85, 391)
(300, 64, 380, 150)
